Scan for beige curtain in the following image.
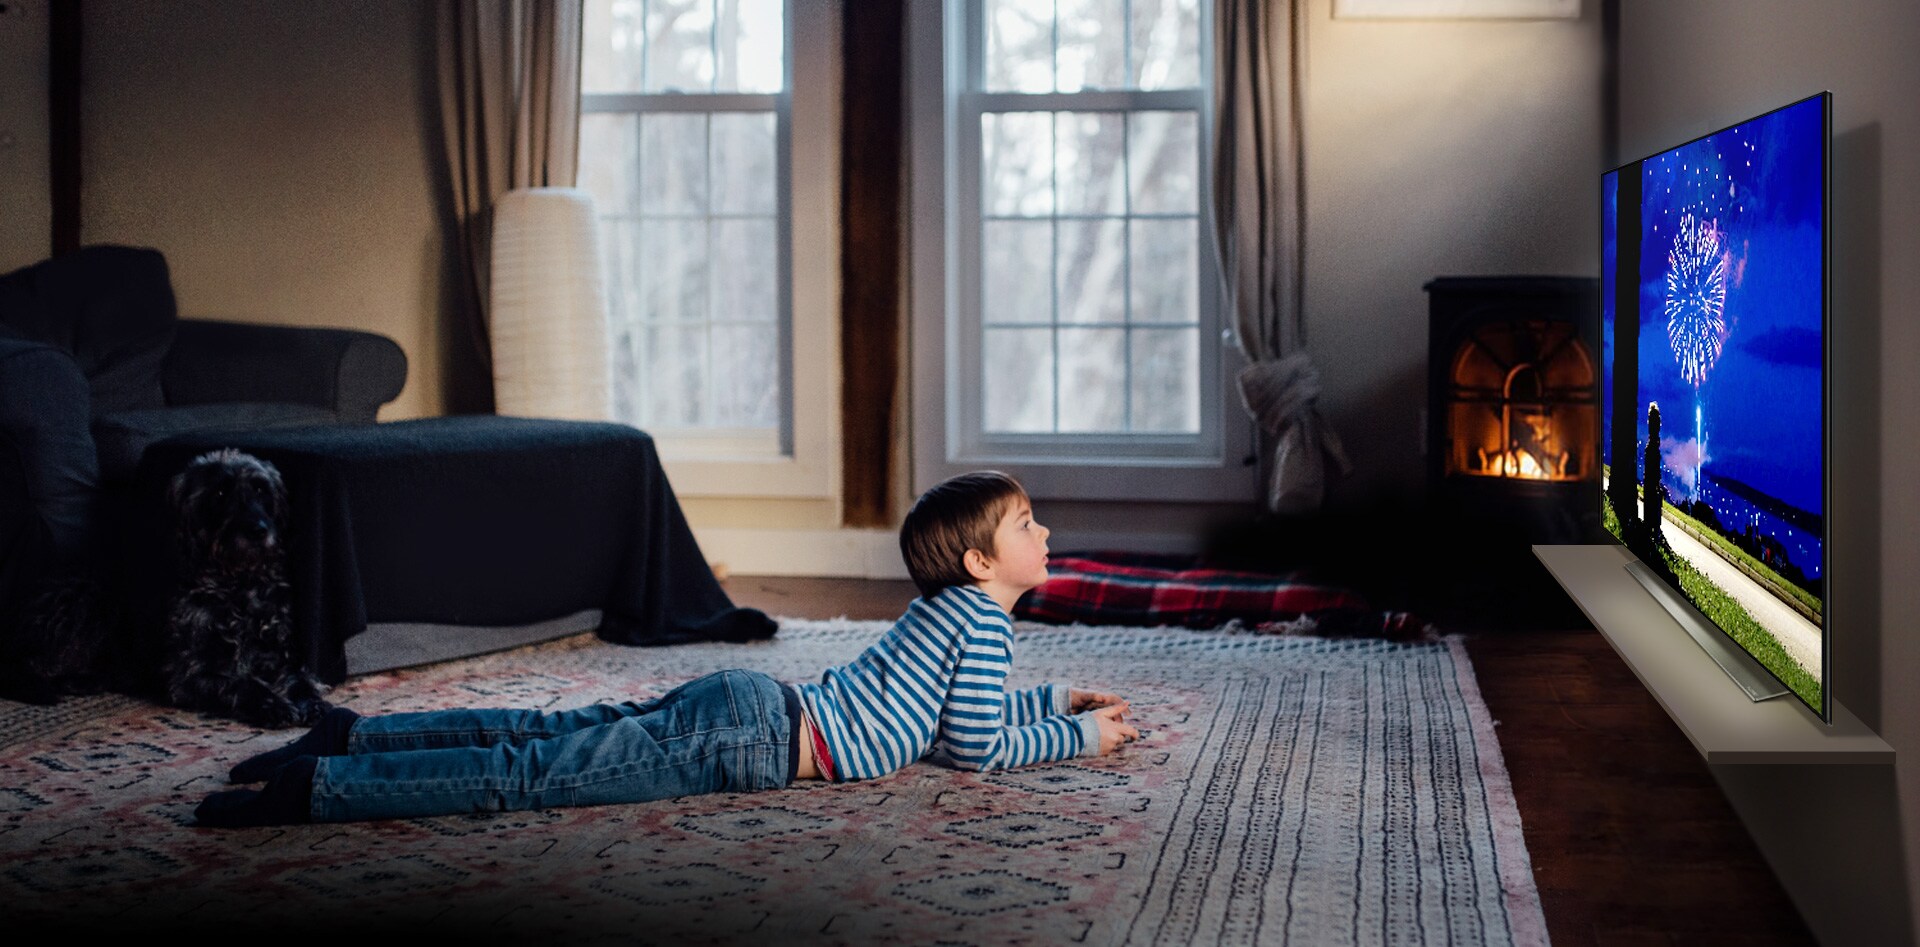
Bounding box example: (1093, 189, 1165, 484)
(439, 0, 584, 381)
(1212, 0, 1350, 514)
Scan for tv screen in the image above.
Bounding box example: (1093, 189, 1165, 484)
(1601, 92, 1829, 720)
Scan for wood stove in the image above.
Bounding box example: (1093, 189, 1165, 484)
(1425, 277, 1601, 545)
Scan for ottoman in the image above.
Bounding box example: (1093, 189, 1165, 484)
(125, 416, 775, 686)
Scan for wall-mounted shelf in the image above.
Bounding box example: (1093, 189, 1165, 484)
(1532, 543, 1892, 764)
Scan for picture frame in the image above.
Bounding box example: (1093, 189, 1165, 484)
(1332, 0, 1579, 19)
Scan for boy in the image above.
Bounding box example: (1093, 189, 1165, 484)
(196, 471, 1138, 826)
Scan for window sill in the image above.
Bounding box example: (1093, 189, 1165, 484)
(660, 452, 834, 499)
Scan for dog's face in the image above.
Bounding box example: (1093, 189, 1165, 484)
(169, 449, 288, 570)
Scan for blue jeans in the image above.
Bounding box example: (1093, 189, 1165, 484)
(309, 669, 799, 822)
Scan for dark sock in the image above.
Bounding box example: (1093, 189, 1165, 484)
(229, 706, 360, 783)
(196, 756, 317, 828)
(699, 607, 778, 643)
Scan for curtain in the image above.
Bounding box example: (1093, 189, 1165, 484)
(438, 0, 584, 390)
(1212, 0, 1351, 514)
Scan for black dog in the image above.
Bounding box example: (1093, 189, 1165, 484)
(165, 449, 330, 728)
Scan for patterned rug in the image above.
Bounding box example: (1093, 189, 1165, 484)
(0, 620, 1547, 945)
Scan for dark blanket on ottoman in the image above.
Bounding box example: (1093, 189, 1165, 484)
(1014, 551, 1426, 639)
(123, 416, 774, 686)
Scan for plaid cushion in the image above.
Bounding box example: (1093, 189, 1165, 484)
(1014, 551, 1425, 639)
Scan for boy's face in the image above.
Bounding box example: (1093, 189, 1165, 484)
(981, 497, 1050, 593)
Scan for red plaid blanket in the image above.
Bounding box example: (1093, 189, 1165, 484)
(1014, 552, 1426, 639)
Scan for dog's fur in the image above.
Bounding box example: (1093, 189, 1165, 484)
(165, 449, 330, 728)
(0, 577, 114, 704)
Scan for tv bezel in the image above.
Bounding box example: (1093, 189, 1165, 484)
(1599, 90, 1832, 722)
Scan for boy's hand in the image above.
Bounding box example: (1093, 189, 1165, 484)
(1091, 703, 1139, 755)
(1070, 688, 1125, 712)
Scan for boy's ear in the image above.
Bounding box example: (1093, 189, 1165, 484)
(963, 547, 994, 583)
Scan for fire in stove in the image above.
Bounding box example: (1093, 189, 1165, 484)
(1474, 413, 1574, 480)
(1443, 320, 1595, 484)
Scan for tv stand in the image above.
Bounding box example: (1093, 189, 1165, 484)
(1532, 544, 1891, 764)
(1621, 558, 1791, 703)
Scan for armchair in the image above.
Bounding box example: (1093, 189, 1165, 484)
(0, 245, 407, 620)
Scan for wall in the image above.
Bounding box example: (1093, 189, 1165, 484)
(0, 0, 49, 271)
(716, 0, 1608, 560)
(58, 0, 1609, 567)
(1617, 2, 1920, 942)
(80, 0, 454, 419)
(68, 1, 857, 567)
(1302, 0, 1605, 506)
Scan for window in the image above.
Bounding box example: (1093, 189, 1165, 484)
(580, 0, 835, 496)
(911, 0, 1254, 501)
(975, 0, 1203, 437)
(581, 0, 783, 454)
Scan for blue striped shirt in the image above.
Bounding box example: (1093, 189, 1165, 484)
(795, 584, 1102, 781)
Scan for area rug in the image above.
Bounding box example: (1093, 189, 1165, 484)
(0, 620, 1547, 946)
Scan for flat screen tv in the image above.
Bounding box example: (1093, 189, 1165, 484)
(1600, 92, 1830, 721)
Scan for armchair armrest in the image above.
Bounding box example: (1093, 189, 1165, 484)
(0, 337, 98, 567)
(162, 319, 407, 422)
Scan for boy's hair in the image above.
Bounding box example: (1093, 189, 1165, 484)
(899, 471, 1028, 599)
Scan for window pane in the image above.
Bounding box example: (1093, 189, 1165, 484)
(984, 328, 1056, 432)
(1057, 327, 1127, 431)
(710, 217, 777, 324)
(715, 0, 783, 93)
(602, 220, 645, 425)
(710, 324, 779, 426)
(1055, 112, 1126, 216)
(710, 112, 776, 214)
(983, 220, 1053, 326)
(611, 331, 643, 426)
(640, 113, 708, 214)
(611, 323, 643, 426)
(1056, 0, 1126, 92)
(1129, 111, 1198, 213)
(645, 325, 708, 425)
(1130, 328, 1199, 432)
(1128, 218, 1197, 324)
(589, 0, 787, 93)
(985, 0, 1054, 93)
(983, 112, 1054, 217)
(1056, 219, 1126, 325)
(645, 0, 717, 93)
(601, 219, 642, 325)
(640, 219, 709, 324)
(579, 113, 639, 214)
(583, 0, 647, 92)
(1131, 0, 1200, 90)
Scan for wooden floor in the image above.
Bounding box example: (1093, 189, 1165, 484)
(725, 575, 1816, 947)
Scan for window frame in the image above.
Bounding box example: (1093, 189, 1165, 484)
(909, 0, 1255, 502)
(579, 0, 838, 499)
